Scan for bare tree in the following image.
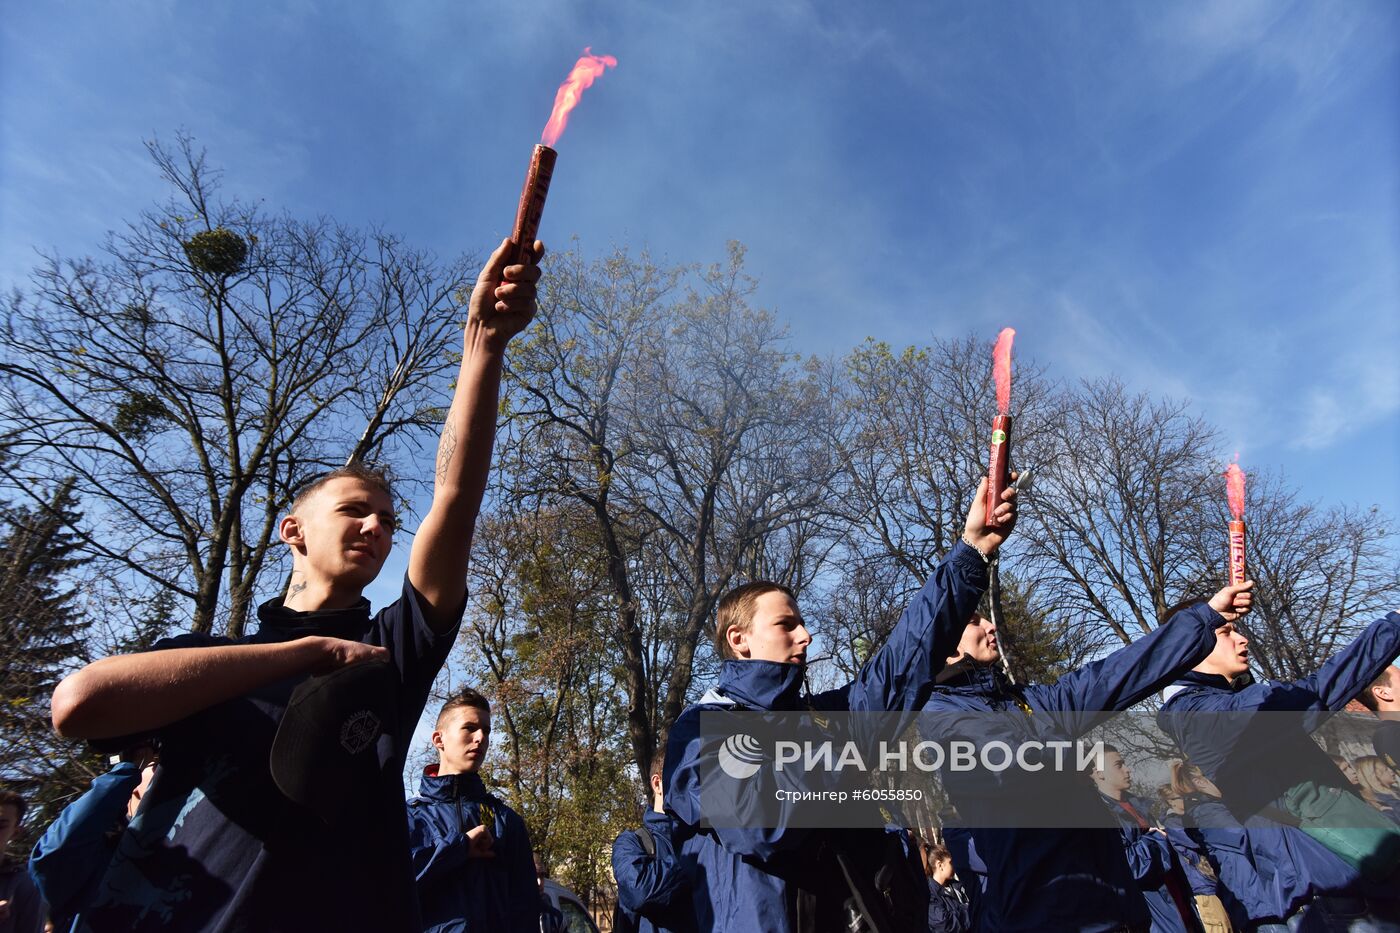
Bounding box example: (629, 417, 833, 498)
(456, 503, 639, 908)
(814, 335, 1070, 684)
(501, 242, 838, 777)
(0, 135, 474, 635)
(1023, 379, 1220, 645)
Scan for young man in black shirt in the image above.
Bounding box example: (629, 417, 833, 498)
(50, 239, 543, 932)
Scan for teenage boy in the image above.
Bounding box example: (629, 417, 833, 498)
(1356, 664, 1400, 770)
(612, 748, 695, 933)
(48, 239, 543, 932)
(919, 582, 1253, 933)
(1158, 610, 1400, 923)
(1092, 746, 1203, 932)
(664, 477, 1018, 933)
(407, 689, 538, 932)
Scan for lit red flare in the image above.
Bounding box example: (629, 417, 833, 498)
(1224, 458, 1246, 521)
(541, 48, 617, 148)
(993, 327, 1016, 415)
(1224, 457, 1247, 586)
(508, 48, 616, 265)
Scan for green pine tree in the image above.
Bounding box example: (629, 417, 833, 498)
(0, 478, 105, 853)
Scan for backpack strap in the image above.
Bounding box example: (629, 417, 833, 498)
(634, 823, 655, 857)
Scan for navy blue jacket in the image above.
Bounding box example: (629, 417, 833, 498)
(611, 810, 696, 933)
(1159, 811, 1217, 898)
(941, 826, 986, 920)
(1100, 792, 1202, 933)
(30, 762, 141, 929)
(664, 540, 988, 933)
(1177, 792, 1363, 925)
(919, 600, 1222, 932)
(1157, 611, 1400, 910)
(928, 878, 972, 933)
(407, 768, 539, 933)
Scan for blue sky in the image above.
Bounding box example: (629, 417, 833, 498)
(4, 0, 1397, 583)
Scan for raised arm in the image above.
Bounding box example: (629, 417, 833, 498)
(841, 475, 1016, 713)
(49, 636, 386, 739)
(408, 238, 542, 632)
(1035, 583, 1252, 734)
(1298, 611, 1400, 713)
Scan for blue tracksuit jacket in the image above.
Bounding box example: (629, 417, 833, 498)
(663, 539, 988, 933)
(29, 762, 143, 930)
(1100, 792, 1202, 933)
(612, 809, 696, 933)
(406, 768, 538, 933)
(942, 825, 986, 921)
(1157, 611, 1400, 915)
(1160, 811, 1217, 899)
(920, 600, 1222, 932)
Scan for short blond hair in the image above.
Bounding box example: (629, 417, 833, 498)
(713, 581, 795, 660)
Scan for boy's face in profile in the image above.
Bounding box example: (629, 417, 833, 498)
(1200, 622, 1250, 679)
(730, 591, 811, 665)
(1093, 751, 1133, 798)
(949, 615, 1000, 665)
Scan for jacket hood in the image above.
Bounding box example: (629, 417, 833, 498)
(716, 659, 806, 711)
(641, 808, 677, 834)
(934, 657, 1012, 694)
(1163, 669, 1255, 703)
(417, 765, 490, 802)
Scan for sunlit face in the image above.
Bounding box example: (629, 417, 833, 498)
(1336, 758, 1361, 786)
(282, 477, 396, 589)
(1197, 622, 1250, 679)
(949, 615, 1000, 665)
(434, 704, 491, 775)
(729, 591, 811, 665)
(0, 803, 20, 851)
(1093, 751, 1133, 798)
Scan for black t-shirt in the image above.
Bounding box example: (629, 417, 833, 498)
(79, 576, 459, 933)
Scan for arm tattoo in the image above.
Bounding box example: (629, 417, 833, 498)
(436, 421, 458, 485)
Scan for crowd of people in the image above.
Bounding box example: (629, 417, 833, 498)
(1, 242, 1398, 933)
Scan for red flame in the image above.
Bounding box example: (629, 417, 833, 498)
(1224, 457, 1246, 520)
(992, 327, 1016, 414)
(540, 48, 617, 148)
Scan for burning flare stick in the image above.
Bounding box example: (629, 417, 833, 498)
(507, 48, 617, 265)
(1225, 459, 1247, 586)
(986, 328, 1016, 527)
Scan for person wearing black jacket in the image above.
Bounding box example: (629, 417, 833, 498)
(923, 843, 970, 933)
